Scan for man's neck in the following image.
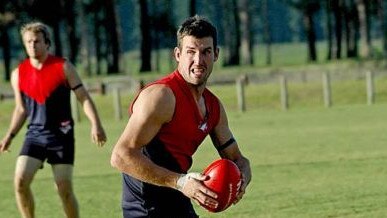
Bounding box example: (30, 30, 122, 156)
(29, 53, 49, 69)
(187, 83, 206, 102)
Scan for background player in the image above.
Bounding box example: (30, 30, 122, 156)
(0, 21, 106, 218)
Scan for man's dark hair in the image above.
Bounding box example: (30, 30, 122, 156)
(177, 15, 218, 49)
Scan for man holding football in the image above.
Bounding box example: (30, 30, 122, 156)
(111, 15, 251, 217)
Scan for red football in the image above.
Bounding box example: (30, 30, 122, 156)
(202, 159, 241, 212)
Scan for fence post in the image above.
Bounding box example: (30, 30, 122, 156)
(366, 71, 374, 105)
(236, 76, 246, 112)
(71, 93, 81, 122)
(280, 75, 288, 110)
(113, 87, 122, 120)
(322, 72, 332, 108)
(99, 82, 106, 95)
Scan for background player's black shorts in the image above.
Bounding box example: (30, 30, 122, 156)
(20, 133, 75, 165)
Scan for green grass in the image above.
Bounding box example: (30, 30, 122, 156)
(192, 104, 387, 217)
(2, 84, 387, 217)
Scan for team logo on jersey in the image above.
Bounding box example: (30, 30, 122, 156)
(199, 122, 208, 132)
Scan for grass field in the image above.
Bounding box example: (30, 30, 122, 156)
(2, 84, 387, 217)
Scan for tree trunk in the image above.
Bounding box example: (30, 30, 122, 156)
(105, 0, 120, 74)
(356, 0, 371, 58)
(231, 0, 240, 65)
(221, 0, 240, 66)
(151, 0, 160, 73)
(0, 2, 19, 81)
(52, 21, 63, 57)
(238, 0, 253, 65)
(139, 0, 152, 72)
(77, 0, 92, 76)
(0, 27, 11, 81)
(64, 0, 78, 63)
(303, 8, 317, 61)
(344, 0, 358, 58)
(326, 0, 333, 60)
(93, 6, 102, 75)
(262, 0, 271, 65)
(379, 0, 387, 57)
(332, 0, 342, 59)
(189, 0, 196, 17)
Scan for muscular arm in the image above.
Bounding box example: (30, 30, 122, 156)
(64, 61, 106, 146)
(110, 85, 182, 188)
(0, 69, 28, 152)
(210, 102, 252, 203)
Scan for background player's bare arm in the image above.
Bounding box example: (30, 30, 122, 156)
(0, 70, 27, 153)
(64, 62, 106, 146)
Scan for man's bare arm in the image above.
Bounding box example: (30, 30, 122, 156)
(0, 69, 28, 153)
(210, 102, 252, 203)
(64, 61, 106, 146)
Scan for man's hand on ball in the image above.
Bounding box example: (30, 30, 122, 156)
(234, 170, 250, 204)
(176, 173, 218, 208)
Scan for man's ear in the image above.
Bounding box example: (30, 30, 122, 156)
(214, 47, 220, 62)
(174, 47, 180, 62)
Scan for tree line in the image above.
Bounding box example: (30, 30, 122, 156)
(0, 0, 386, 81)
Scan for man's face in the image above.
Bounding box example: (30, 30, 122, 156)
(22, 31, 49, 59)
(174, 36, 219, 87)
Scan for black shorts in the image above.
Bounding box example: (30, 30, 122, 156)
(122, 174, 198, 218)
(20, 134, 75, 165)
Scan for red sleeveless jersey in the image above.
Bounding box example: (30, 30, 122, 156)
(18, 55, 73, 141)
(130, 70, 220, 172)
(19, 55, 67, 104)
